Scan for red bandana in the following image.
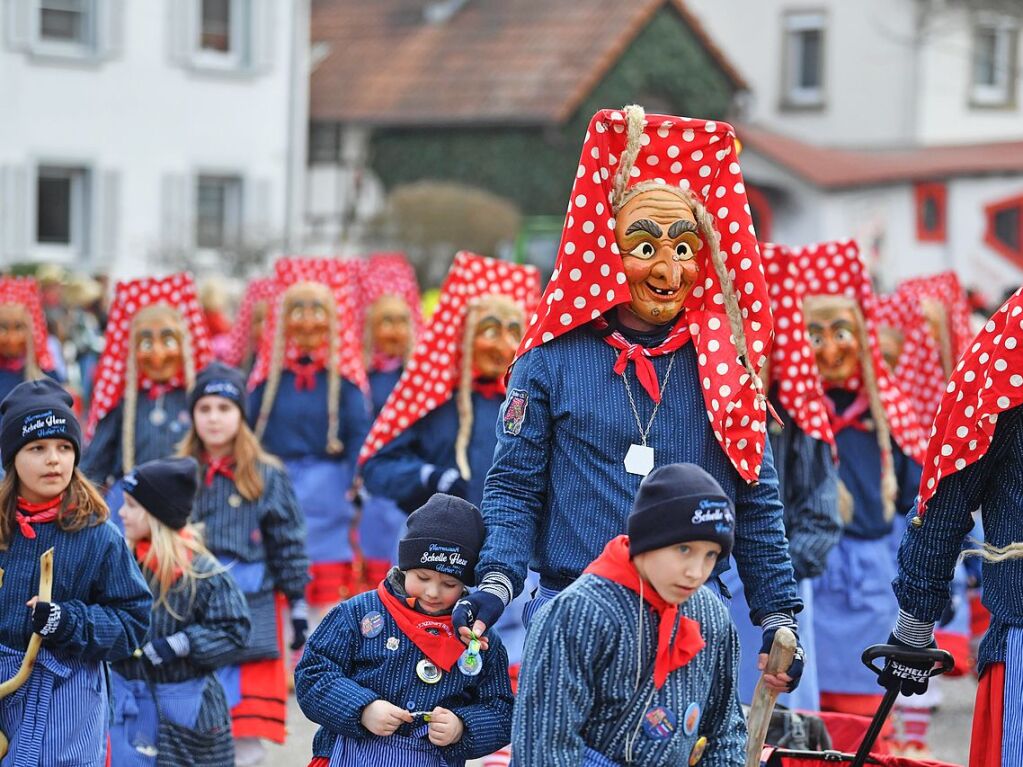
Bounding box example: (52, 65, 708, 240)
(0, 277, 56, 373)
(359, 252, 540, 465)
(134, 538, 190, 582)
(515, 109, 773, 484)
(15, 495, 64, 539)
(87, 274, 212, 440)
(221, 278, 277, 368)
(917, 288, 1023, 518)
(370, 352, 404, 375)
(596, 314, 692, 404)
(0, 357, 25, 373)
(472, 377, 507, 400)
(823, 390, 872, 434)
(202, 455, 236, 487)
(376, 582, 464, 672)
(760, 243, 834, 447)
(139, 374, 186, 401)
(584, 536, 705, 689)
(284, 346, 328, 392)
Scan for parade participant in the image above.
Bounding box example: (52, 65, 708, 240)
(221, 278, 276, 375)
(457, 106, 803, 693)
(111, 456, 250, 767)
(721, 242, 843, 711)
(513, 463, 742, 766)
(786, 240, 926, 716)
(81, 273, 213, 513)
(899, 271, 973, 378)
(0, 277, 60, 407)
(354, 252, 422, 589)
(296, 494, 514, 767)
(181, 362, 310, 765)
(0, 379, 151, 765)
(883, 287, 1023, 767)
(249, 257, 371, 608)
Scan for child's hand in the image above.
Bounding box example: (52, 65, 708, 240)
(427, 707, 464, 747)
(360, 700, 413, 736)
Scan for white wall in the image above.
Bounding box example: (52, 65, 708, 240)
(0, 0, 306, 278)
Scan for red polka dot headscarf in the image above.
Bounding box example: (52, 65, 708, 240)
(357, 252, 423, 368)
(516, 106, 773, 484)
(248, 257, 367, 391)
(917, 287, 1023, 519)
(0, 277, 55, 373)
(760, 243, 833, 447)
(899, 271, 973, 364)
(87, 273, 212, 439)
(875, 290, 946, 428)
(359, 251, 540, 465)
(220, 278, 276, 368)
(789, 239, 928, 464)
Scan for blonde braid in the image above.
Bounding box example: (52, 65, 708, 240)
(962, 539, 1023, 564)
(455, 302, 480, 480)
(611, 105, 646, 211)
(326, 291, 343, 455)
(254, 292, 288, 442)
(122, 324, 139, 475)
(22, 310, 42, 381)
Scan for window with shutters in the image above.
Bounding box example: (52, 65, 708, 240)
(35, 165, 90, 259)
(782, 10, 827, 109)
(190, 0, 254, 70)
(984, 194, 1023, 269)
(196, 175, 243, 250)
(4, 0, 122, 62)
(970, 16, 1019, 108)
(38, 0, 93, 45)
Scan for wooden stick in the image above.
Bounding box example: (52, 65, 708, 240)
(744, 626, 796, 767)
(0, 548, 55, 759)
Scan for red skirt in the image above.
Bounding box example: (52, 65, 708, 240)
(231, 593, 289, 743)
(970, 663, 1004, 767)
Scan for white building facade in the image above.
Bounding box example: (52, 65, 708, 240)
(0, 0, 310, 278)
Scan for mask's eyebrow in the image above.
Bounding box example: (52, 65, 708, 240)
(668, 219, 698, 239)
(624, 219, 662, 238)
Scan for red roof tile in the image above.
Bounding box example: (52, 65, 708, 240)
(310, 0, 747, 126)
(738, 124, 1023, 189)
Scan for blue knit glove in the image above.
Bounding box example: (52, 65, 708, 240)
(290, 599, 310, 651)
(453, 574, 511, 638)
(878, 611, 937, 696)
(759, 613, 805, 692)
(422, 466, 469, 500)
(31, 601, 68, 638)
(142, 633, 190, 666)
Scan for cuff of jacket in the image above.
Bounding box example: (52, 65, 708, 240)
(446, 706, 505, 761)
(477, 573, 513, 607)
(338, 688, 383, 740)
(894, 609, 935, 647)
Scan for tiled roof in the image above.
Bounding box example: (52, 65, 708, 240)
(310, 0, 747, 126)
(739, 124, 1023, 189)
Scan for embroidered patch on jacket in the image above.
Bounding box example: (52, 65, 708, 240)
(503, 389, 528, 436)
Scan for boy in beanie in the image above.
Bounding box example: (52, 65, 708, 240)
(296, 494, 513, 767)
(513, 463, 745, 767)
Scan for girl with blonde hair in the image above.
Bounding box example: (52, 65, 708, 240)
(111, 456, 249, 767)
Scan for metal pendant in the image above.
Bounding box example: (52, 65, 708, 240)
(624, 443, 654, 476)
(416, 658, 442, 684)
(228, 493, 243, 508)
(149, 408, 167, 426)
(457, 639, 483, 676)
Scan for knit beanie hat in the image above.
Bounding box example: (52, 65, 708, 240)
(398, 494, 486, 585)
(0, 379, 82, 468)
(123, 457, 200, 530)
(628, 463, 735, 559)
(190, 361, 247, 419)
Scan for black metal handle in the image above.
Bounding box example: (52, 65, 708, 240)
(861, 644, 955, 679)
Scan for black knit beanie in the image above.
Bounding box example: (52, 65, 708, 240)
(123, 457, 200, 530)
(628, 463, 735, 559)
(190, 362, 247, 420)
(398, 494, 486, 585)
(0, 379, 82, 468)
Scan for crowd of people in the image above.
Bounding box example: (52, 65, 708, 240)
(0, 104, 1016, 767)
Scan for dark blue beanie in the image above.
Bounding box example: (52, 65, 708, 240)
(398, 494, 486, 585)
(123, 457, 199, 530)
(189, 362, 247, 419)
(628, 463, 735, 559)
(0, 379, 82, 468)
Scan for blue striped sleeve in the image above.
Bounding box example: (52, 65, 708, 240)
(445, 637, 513, 760)
(183, 560, 251, 668)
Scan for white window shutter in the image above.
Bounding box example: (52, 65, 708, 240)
(247, 0, 274, 73)
(245, 176, 273, 241)
(93, 169, 120, 268)
(160, 173, 191, 253)
(96, 0, 125, 59)
(0, 164, 30, 262)
(166, 0, 193, 66)
(3, 0, 32, 51)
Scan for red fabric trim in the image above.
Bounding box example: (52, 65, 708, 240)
(375, 582, 464, 672)
(308, 759, 329, 767)
(583, 536, 705, 688)
(971, 593, 992, 639)
(934, 628, 973, 677)
(814, 708, 891, 754)
(971, 663, 1004, 767)
(231, 593, 288, 743)
(306, 562, 355, 607)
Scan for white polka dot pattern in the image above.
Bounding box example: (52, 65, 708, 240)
(86, 273, 213, 439)
(0, 277, 55, 372)
(248, 257, 367, 391)
(899, 271, 974, 363)
(358, 251, 541, 465)
(355, 252, 423, 347)
(760, 243, 834, 447)
(917, 287, 1023, 517)
(516, 109, 774, 484)
(221, 278, 277, 368)
(875, 291, 946, 428)
(787, 239, 928, 464)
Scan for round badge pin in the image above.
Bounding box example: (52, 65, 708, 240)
(228, 493, 243, 508)
(688, 735, 708, 766)
(385, 637, 399, 651)
(457, 648, 483, 676)
(641, 706, 677, 740)
(683, 702, 701, 736)
(360, 612, 384, 639)
(149, 409, 167, 426)
(416, 659, 442, 684)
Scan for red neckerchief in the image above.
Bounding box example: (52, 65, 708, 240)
(285, 345, 327, 392)
(139, 374, 185, 401)
(472, 376, 507, 400)
(202, 454, 236, 487)
(594, 314, 692, 403)
(370, 352, 403, 375)
(0, 356, 25, 373)
(15, 494, 64, 539)
(376, 582, 464, 672)
(135, 537, 191, 583)
(584, 536, 705, 689)
(824, 389, 871, 434)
